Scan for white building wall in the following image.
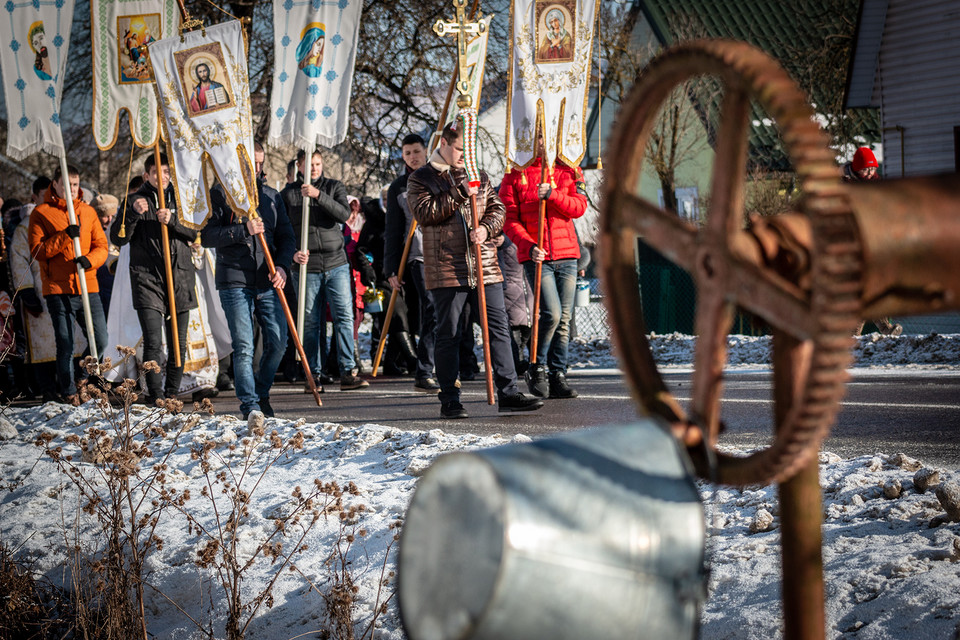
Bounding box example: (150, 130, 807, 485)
(876, 0, 960, 177)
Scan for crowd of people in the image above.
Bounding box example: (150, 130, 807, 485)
(0, 123, 595, 419)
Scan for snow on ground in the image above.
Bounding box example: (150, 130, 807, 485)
(1, 332, 959, 639)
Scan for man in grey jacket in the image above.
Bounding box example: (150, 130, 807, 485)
(282, 148, 368, 391)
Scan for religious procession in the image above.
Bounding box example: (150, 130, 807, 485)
(0, 0, 602, 422)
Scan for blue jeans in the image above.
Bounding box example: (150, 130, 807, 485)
(45, 293, 109, 396)
(218, 287, 288, 415)
(294, 264, 356, 376)
(524, 259, 577, 373)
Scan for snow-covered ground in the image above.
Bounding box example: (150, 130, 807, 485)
(1, 332, 959, 639)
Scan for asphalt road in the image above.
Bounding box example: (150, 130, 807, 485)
(209, 367, 960, 468)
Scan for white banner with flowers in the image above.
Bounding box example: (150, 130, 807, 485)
(147, 20, 256, 229)
(268, 0, 364, 150)
(90, 0, 180, 149)
(504, 0, 599, 169)
(0, 0, 76, 159)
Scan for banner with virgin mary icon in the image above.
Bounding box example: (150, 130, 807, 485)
(268, 0, 364, 149)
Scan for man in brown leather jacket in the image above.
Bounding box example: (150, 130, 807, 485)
(407, 122, 543, 418)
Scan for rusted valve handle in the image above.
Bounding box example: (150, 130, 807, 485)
(600, 40, 863, 486)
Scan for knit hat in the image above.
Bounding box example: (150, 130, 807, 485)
(91, 193, 120, 217)
(852, 147, 879, 172)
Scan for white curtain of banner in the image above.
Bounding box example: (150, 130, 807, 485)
(0, 0, 76, 159)
(504, 0, 599, 169)
(148, 20, 257, 229)
(90, 0, 180, 149)
(268, 0, 364, 150)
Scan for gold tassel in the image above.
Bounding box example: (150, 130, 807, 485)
(597, 158, 603, 170)
(118, 223, 126, 238)
(520, 172, 528, 186)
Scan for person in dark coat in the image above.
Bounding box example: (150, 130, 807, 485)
(407, 122, 543, 418)
(201, 142, 296, 418)
(111, 153, 197, 403)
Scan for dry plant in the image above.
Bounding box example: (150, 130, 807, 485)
(0, 539, 79, 638)
(174, 424, 333, 640)
(33, 350, 210, 639)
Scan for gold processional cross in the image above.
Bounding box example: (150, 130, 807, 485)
(433, 0, 486, 108)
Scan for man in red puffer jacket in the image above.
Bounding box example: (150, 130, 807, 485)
(500, 150, 586, 399)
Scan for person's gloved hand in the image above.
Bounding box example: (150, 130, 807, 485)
(74, 255, 92, 270)
(65, 224, 81, 239)
(17, 288, 43, 316)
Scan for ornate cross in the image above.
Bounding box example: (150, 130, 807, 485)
(433, 0, 486, 107)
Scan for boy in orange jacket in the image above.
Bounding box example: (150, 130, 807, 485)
(28, 164, 109, 400)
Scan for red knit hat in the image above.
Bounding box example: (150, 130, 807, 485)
(852, 147, 879, 172)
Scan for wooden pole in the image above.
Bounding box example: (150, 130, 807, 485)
(152, 143, 181, 367)
(469, 193, 495, 405)
(252, 222, 323, 406)
(529, 156, 549, 364)
(372, 220, 417, 376)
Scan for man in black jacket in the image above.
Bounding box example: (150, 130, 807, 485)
(282, 148, 368, 391)
(384, 133, 441, 391)
(201, 142, 296, 418)
(111, 153, 197, 404)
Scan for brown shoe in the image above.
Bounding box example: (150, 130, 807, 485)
(340, 371, 369, 391)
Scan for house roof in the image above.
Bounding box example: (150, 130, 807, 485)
(627, 0, 881, 170)
(843, 0, 889, 109)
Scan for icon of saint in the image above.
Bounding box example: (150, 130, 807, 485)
(538, 9, 573, 61)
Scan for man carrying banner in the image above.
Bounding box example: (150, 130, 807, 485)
(408, 122, 543, 419)
(28, 165, 109, 401)
(201, 142, 296, 418)
(501, 137, 586, 399)
(111, 153, 197, 405)
(282, 148, 368, 391)
(384, 133, 440, 391)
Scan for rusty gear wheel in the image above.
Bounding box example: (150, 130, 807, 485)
(601, 40, 863, 486)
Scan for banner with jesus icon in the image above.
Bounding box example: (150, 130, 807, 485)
(504, 0, 599, 169)
(90, 0, 180, 149)
(148, 20, 257, 229)
(268, 0, 365, 149)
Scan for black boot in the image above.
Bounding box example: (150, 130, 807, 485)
(525, 364, 548, 398)
(395, 331, 419, 372)
(548, 371, 578, 399)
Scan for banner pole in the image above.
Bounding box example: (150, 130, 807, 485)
(58, 154, 99, 364)
(296, 146, 311, 361)
(152, 142, 181, 367)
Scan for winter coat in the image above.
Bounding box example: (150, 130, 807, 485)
(407, 149, 504, 290)
(281, 174, 350, 273)
(384, 169, 423, 276)
(497, 235, 534, 328)
(200, 179, 296, 290)
(500, 159, 586, 262)
(110, 182, 198, 313)
(28, 187, 108, 296)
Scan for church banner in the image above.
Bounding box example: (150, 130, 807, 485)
(504, 0, 599, 168)
(90, 0, 180, 149)
(147, 20, 257, 229)
(464, 14, 494, 110)
(268, 0, 364, 149)
(0, 0, 76, 160)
